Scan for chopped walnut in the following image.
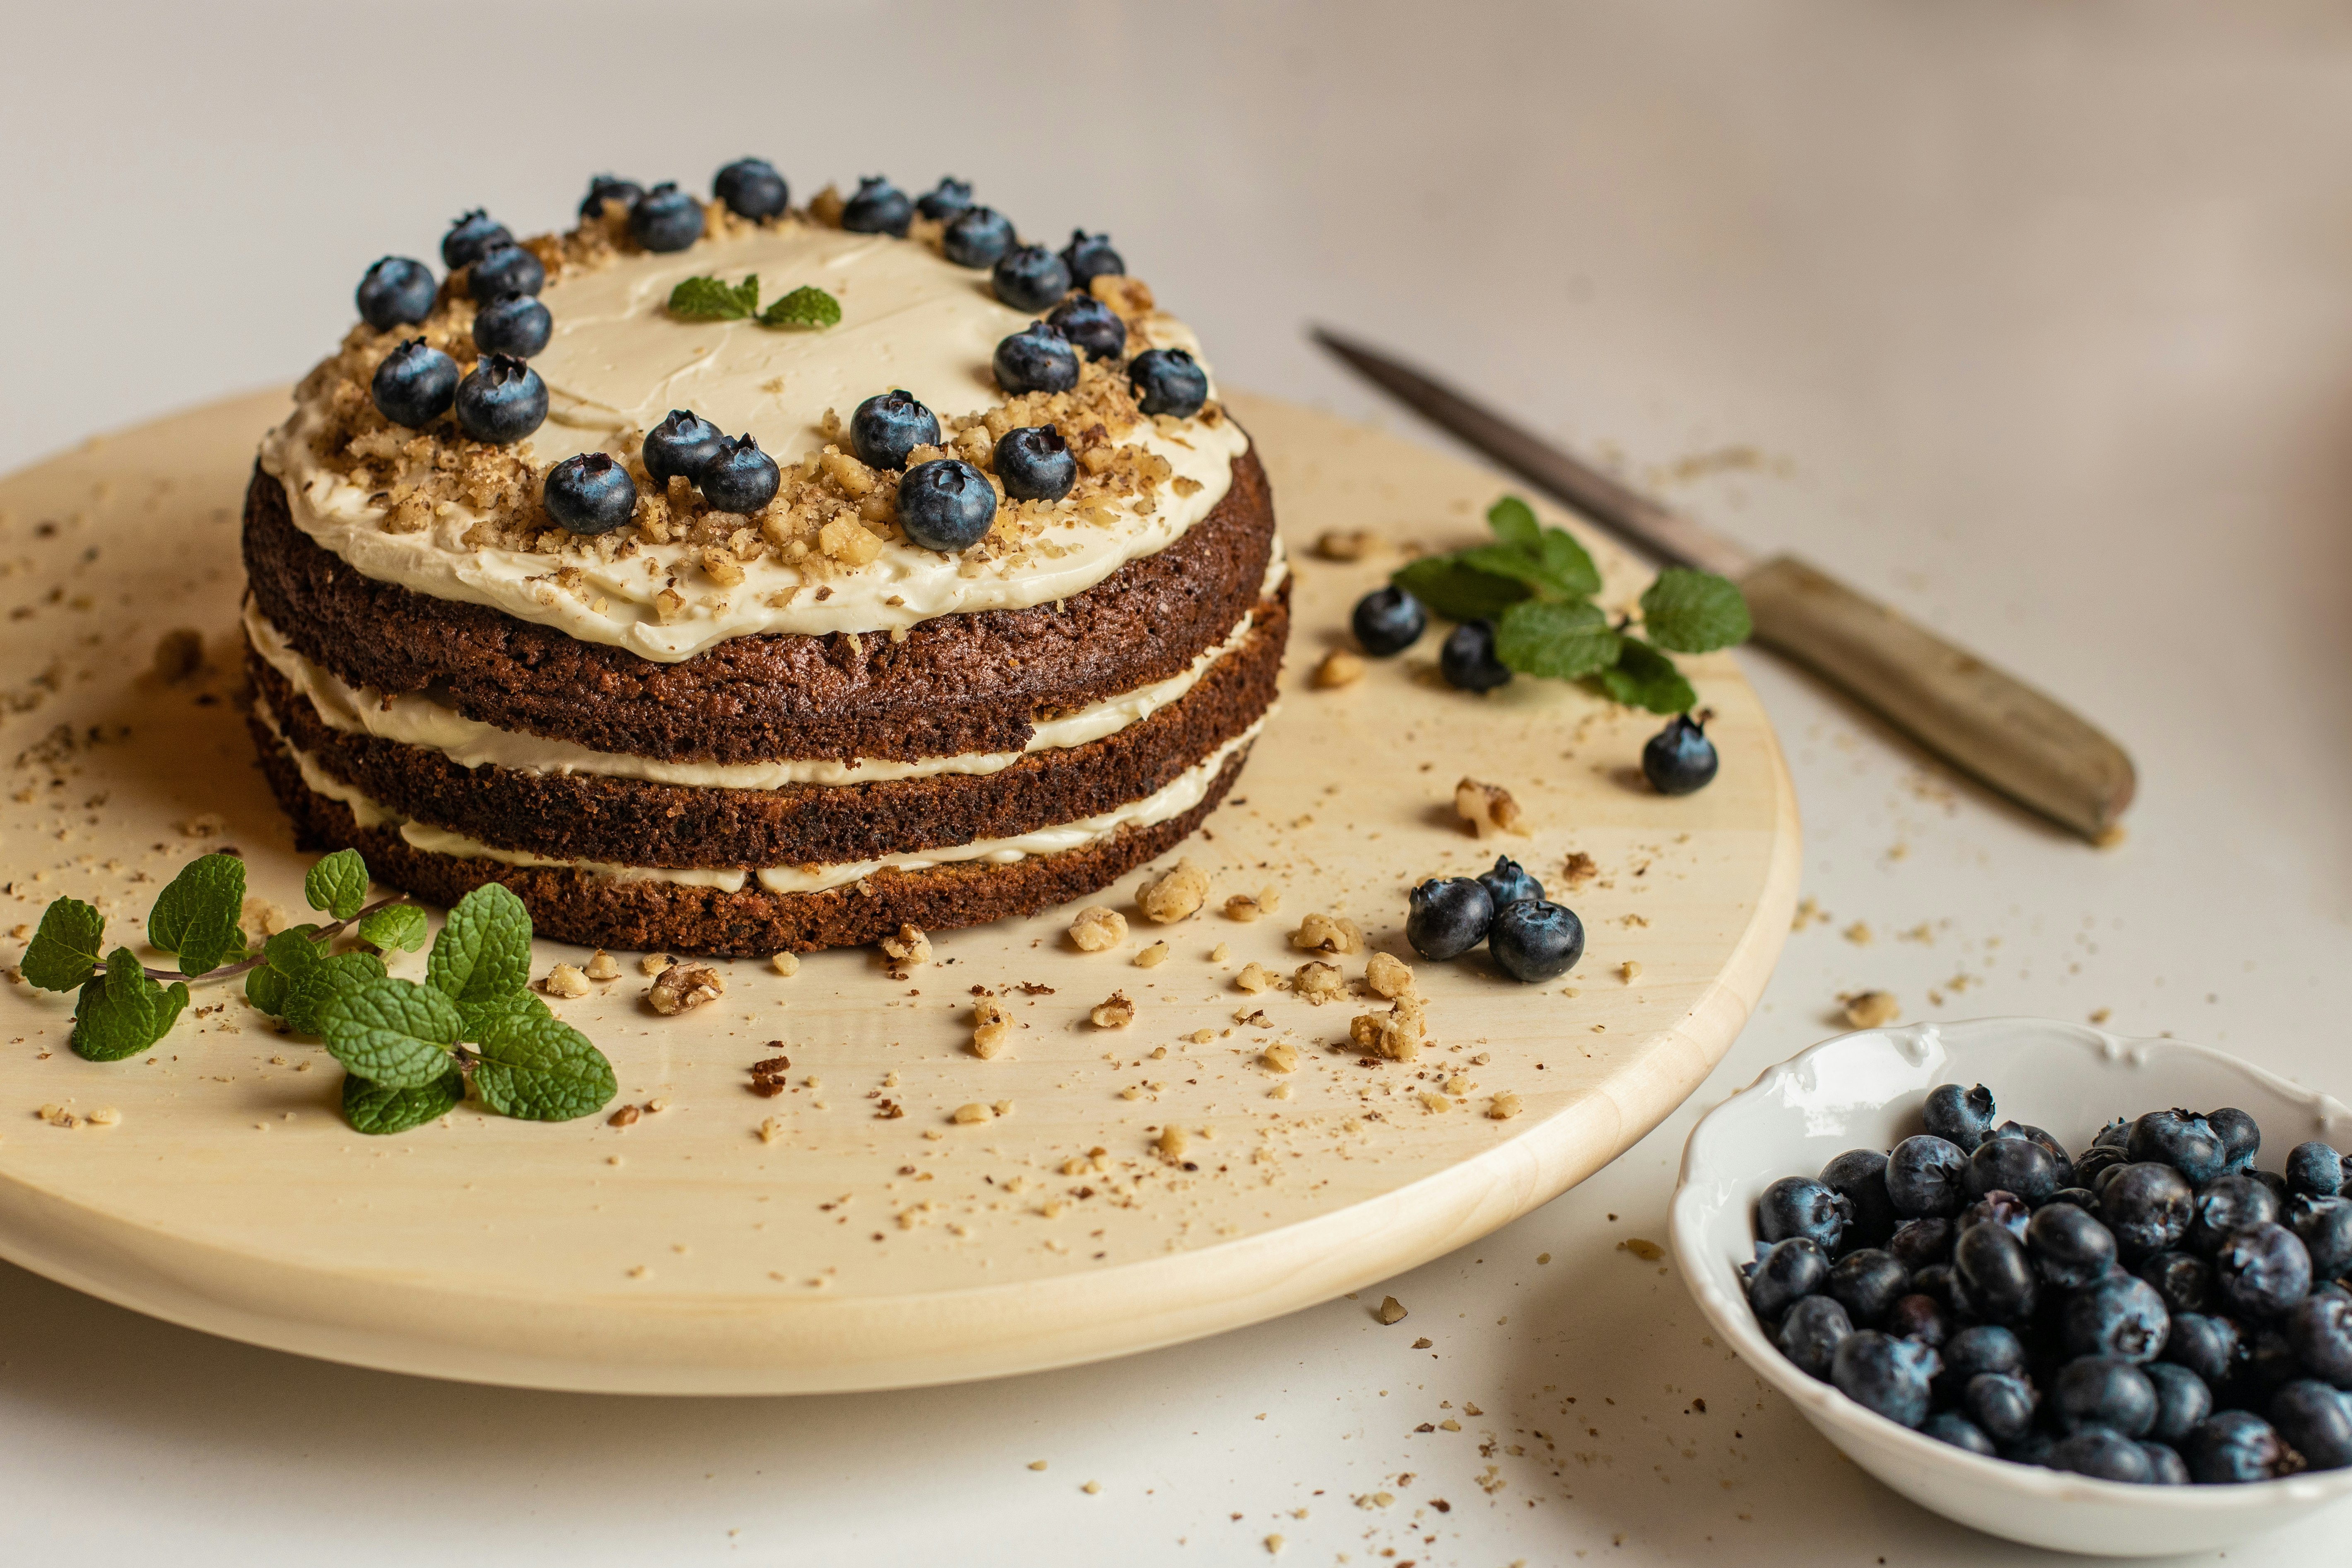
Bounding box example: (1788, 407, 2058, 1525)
(880, 924, 932, 965)
(1365, 951, 1415, 999)
(1069, 905, 1128, 952)
(584, 949, 621, 981)
(1136, 859, 1210, 923)
(1350, 992, 1427, 1060)
(1561, 852, 1599, 887)
(971, 995, 1013, 1060)
(1291, 913, 1365, 956)
(951, 1102, 994, 1125)
(1293, 961, 1345, 1005)
(1488, 1091, 1525, 1121)
(609, 1104, 642, 1127)
(1314, 528, 1383, 561)
(1090, 991, 1136, 1028)
(1311, 650, 1366, 689)
(1261, 1042, 1300, 1074)
(1156, 1124, 1190, 1161)
(639, 952, 673, 976)
(771, 950, 800, 976)
(542, 962, 592, 999)
(648, 962, 726, 1016)
(1455, 777, 1528, 837)
(1224, 885, 1281, 922)
(1089, 273, 1155, 320)
(1235, 962, 1278, 995)
(1134, 941, 1170, 968)
(1840, 990, 1901, 1028)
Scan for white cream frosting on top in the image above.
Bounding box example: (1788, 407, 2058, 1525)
(258, 219, 1251, 662)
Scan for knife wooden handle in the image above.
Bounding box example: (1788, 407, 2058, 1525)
(1737, 554, 2136, 842)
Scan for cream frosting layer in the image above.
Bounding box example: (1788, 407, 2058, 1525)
(257, 219, 1251, 662)
(240, 544, 1283, 788)
(258, 698, 1265, 896)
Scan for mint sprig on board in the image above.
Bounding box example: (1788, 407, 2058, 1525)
(1392, 495, 1754, 713)
(666, 273, 841, 330)
(14, 850, 615, 1136)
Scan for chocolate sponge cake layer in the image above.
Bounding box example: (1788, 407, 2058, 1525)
(248, 579, 1287, 870)
(252, 719, 1253, 956)
(243, 446, 1277, 766)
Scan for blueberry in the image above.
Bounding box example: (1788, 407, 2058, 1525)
(473, 295, 552, 358)
(370, 339, 458, 428)
(2272, 1379, 2352, 1469)
(1830, 1330, 1940, 1428)
(356, 257, 436, 331)
(993, 425, 1076, 501)
(897, 458, 998, 552)
(2072, 1144, 2132, 1191)
(1964, 1371, 2039, 1443)
(2217, 1222, 2313, 1318)
(700, 435, 781, 514)
(992, 243, 1071, 310)
(1487, 900, 1586, 984)
(629, 183, 706, 253)
(2137, 1250, 2215, 1315)
(2140, 1441, 2193, 1485)
(1955, 1221, 2037, 1323)
(2164, 1313, 2246, 1389)
(1351, 586, 1427, 657)
(2189, 1173, 2281, 1257)
(542, 453, 638, 535)
(2185, 1410, 2292, 1482)
(841, 176, 913, 236)
(2251, 1168, 2290, 1203)
(2144, 1361, 2213, 1443)
(1922, 1411, 1996, 1455)
(2064, 1274, 2171, 1362)
(2004, 1430, 2059, 1468)
(2094, 1118, 2133, 1149)
(1476, 855, 1545, 912)
(850, 390, 942, 471)
(2055, 1356, 2157, 1437)
(453, 354, 547, 444)
(1129, 347, 1210, 418)
(2292, 1194, 2352, 1282)
(1641, 714, 1719, 796)
(2288, 1290, 2352, 1385)
(1744, 1235, 1829, 1324)
(1887, 1135, 1972, 1219)
(1405, 877, 1492, 961)
(915, 177, 973, 221)
(2051, 1428, 2153, 1484)
(1059, 230, 1125, 287)
(2205, 1107, 2261, 1174)
(1888, 1217, 1957, 1273)
(1923, 1083, 1996, 1152)
(2288, 1141, 2345, 1199)
(1959, 1190, 2031, 1242)
(579, 174, 643, 220)
(1819, 1149, 1901, 1253)
(2100, 1163, 2195, 1258)
(2129, 1109, 2229, 1187)
(1439, 619, 1511, 692)
(1967, 1133, 2060, 1204)
(1827, 1249, 1909, 1327)
(441, 209, 511, 270)
(1045, 294, 1126, 361)
(2045, 1188, 2101, 1212)
(467, 242, 544, 303)
(942, 206, 1016, 269)
(1993, 1120, 2076, 1187)
(1884, 1291, 1951, 1346)
(713, 157, 788, 220)
(1941, 1325, 2027, 1387)
(642, 409, 727, 488)
(2027, 1202, 2118, 1290)
(1774, 1293, 1851, 1378)
(994, 322, 1080, 395)
(2246, 1324, 2302, 1395)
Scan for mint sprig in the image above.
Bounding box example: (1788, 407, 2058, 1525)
(72, 948, 188, 1062)
(426, 881, 532, 1006)
(149, 853, 248, 976)
(667, 274, 841, 331)
(21, 897, 104, 992)
(760, 285, 840, 330)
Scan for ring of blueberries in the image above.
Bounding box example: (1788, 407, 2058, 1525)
(1405, 857, 1586, 984)
(1746, 1085, 2352, 1485)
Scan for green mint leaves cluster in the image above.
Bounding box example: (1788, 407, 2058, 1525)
(667, 272, 841, 330)
(19, 849, 615, 1137)
(1392, 496, 1754, 713)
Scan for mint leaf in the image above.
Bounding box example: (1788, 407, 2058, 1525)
(343, 1067, 465, 1136)
(1390, 557, 1531, 622)
(148, 853, 247, 976)
(1494, 599, 1621, 679)
(317, 978, 463, 1090)
(1593, 636, 1699, 714)
(760, 285, 841, 330)
(427, 882, 533, 1006)
(244, 923, 325, 1018)
(357, 902, 428, 953)
(470, 1006, 616, 1122)
(21, 897, 103, 991)
(71, 948, 188, 1062)
(1487, 495, 1542, 550)
(667, 274, 757, 320)
(283, 949, 388, 1036)
(1640, 567, 1752, 654)
(457, 988, 548, 1045)
(304, 848, 369, 920)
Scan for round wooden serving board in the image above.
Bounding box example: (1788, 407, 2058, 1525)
(0, 390, 1798, 1393)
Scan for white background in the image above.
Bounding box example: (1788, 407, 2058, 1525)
(4, 2, 2350, 1562)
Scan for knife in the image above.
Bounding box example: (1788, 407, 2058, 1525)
(1311, 326, 2136, 843)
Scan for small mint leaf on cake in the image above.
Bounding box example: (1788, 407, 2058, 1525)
(1595, 637, 1700, 715)
(282, 950, 389, 1037)
(760, 284, 840, 330)
(469, 1007, 618, 1122)
(1639, 566, 1753, 654)
(343, 1067, 466, 1137)
(666, 274, 757, 320)
(318, 978, 464, 1090)
(1494, 599, 1620, 680)
(427, 883, 533, 1007)
(358, 903, 429, 953)
(72, 949, 188, 1062)
(304, 848, 370, 921)
(148, 852, 248, 977)
(20, 896, 104, 992)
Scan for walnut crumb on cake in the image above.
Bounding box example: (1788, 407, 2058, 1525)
(1291, 913, 1364, 956)
(1090, 991, 1136, 1028)
(1455, 777, 1528, 837)
(648, 961, 725, 1015)
(971, 996, 1012, 1060)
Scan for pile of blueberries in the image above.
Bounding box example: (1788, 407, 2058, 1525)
(1746, 1084, 2352, 1485)
(1405, 855, 1584, 983)
(349, 161, 1212, 550)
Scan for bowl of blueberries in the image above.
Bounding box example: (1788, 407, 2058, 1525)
(1669, 1016, 2352, 1556)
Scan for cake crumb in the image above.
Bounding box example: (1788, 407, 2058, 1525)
(880, 925, 931, 965)
(971, 996, 1013, 1059)
(1291, 913, 1364, 956)
(648, 962, 726, 1016)
(150, 627, 205, 683)
(1068, 906, 1128, 952)
(1313, 528, 1382, 561)
(2089, 1007, 2113, 1025)
(1090, 992, 1136, 1028)
(952, 1102, 994, 1125)
(1365, 951, 1414, 999)
(1311, 649, 1365, 689)
(1454, 777, 1528, 837)
(1134, 940, 1170, 968)
(1262, 1041, 1300, 1073)
(1375, 1294, 1408, 1325)
(1293, 962, 1345, 1005)
(585, 949, 621, 981)
(1136, 860, 1209, 923)
(1839, 990, 1901, 1028)
(1235, 962, 1278, 995)
(771, 950, 800, 976)
(543, 962, 592, 999)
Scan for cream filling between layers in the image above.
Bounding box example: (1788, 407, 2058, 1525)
(255, 698, 1267, 897)
(241, 546, 1284, 788)
(257, 219, 1251, 662)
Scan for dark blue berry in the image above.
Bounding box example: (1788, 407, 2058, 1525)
(1969, 1135, 2060, 1204)
(542, 453, 638, 535)
(1887, 1217, 1956, 1273)
(441, 209, 511, 270)
(850, 390, 941, 471)
(2064, 1273, 2171, 1362)
(1351, 587, 1427, 657)
(2145, 1361, 2212, 1443)
(1046, 294, 1125, 361)
(2292, 1195, 2352, 1283)
(2185, 1410, 2292, 1482)
(1129, 347, 1208, 418)
(1826, 1249, 1909, 1328)
(1994, 1121, 2076, 1187)
(2055, 1356, 2157, 1437)
(2189, 1173, 2281, 1257)
(2247, 1323, 2304, 1394)
(713, 157, 788, 220)
(700, 435, 780, 514)
(1964, 1371, 2039, 1443)
(1923, 1411, 1997, 1455)
(942, 206, 1015, 269)
(1405, 877, 1492, 961)
(1745, 1236, 1829, 1325)
(630, 183, 705, 253)
(1758, 1176, 1854, 1253)
(1940, 1325, 2026, 1389)
(1059, 230, 1124, 287)
(643, 410, 727, 488)
(915, 177, 973, 221)
(356, 257, 436, 331)
(1819, 1150, 1900, 1253)
(2129, 1109, 2229, 1187)
(1829, 1330, 1939, 1428)
(1883, 1291, 1950, 1346)
(453, 354, 547, 444)
(1887, 1135, 1972, 1219)
(2164, 1313, 2245, 1389)
(467, 242, 544, 303)
(1959, 1190, 2031, 1242)
(2027, 1201, 2117, 1290)
(1774, 1293, 1851, 1378)
(2217, 1221, 2313, 1318)
(2101, 1163, 2195, 1258)
(1641, 714, 1719, 796)
(2137, 1250, 2214, 1315)
(841, 176, 913, 236)
(1476, 855, 1544, 913)
(2093, 1118, 2134, 1149)
(2004, 1429, 2059, 1468)
(1439, 619, 1511, 691)
(370, 339, 458, 427)
(2273, 1380, 2352, 1469)
(2288, 1141, 2345, 1199)
(2140, 1442, 2192, 1484)
(993, 425, 1075, 501)
(473, 295, 552, 358)
(2051, 1428, 2153, 1484)
(2252, 1167, 2290, 1202)
(579, 175, 643, 220)
(2073, 1143, 2132, 1190)
(1923, 1083, 1996, 1151)
(897, 458, 997, 552)
(1487, 900, 1585, 983)
(2288, 1289, 2352, 1386)
(1955, 1221, 2037, 1323)
(2206, 1107, 2261, 1174)
(993, 322, 1080, 395)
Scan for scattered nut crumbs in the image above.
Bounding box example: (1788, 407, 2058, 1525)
(1454, 777, 1527, 837)
(1293, 961, 1345, 1005)
(1313, 527, 1382, 560)
(1156, 1124, 1190, 1160)
(1068, 905, 1128, 951)
(1349, 993, 1427, 1060)
(1134, 940, 1169, 968)
(609, 1104, 642, 1127)
(1135, 859, 1209, 922)
(639, 952, 673, 975)
(1489, 1091, 1523, 1121)
(584, 949, 621, 981)
(1291, 912, 1364, 956)
(880, 924, 931, 965)
(1562, 851, 1598, 886)
(648, 961, 726, 1015)
(970, 996, 1012, 1059)
(1365, 951, 1414, 999)
(1261, 1041, 1300, 1074)
(1311, 649, 1365, 688)
(1619, 960, 1642, 984)
(1222, 885, 1282, 922)
(749, 1052, 791, 1096)
(1840, 990, 1901, 1028)
(86, 1107, 120, 1127)
(1090, 992, 1136, 1028)
(770, 951, 800, 976)
(543, 962, 591, 999)
(1375, 1294, 1408, 1325)
(951, 1103, 993, 1125)
(1235, 962, 1277, 995)
(1209, 941, 1231, 962)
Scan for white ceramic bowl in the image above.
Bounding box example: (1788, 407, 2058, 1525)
(1670, 1016, 2352, 1557)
